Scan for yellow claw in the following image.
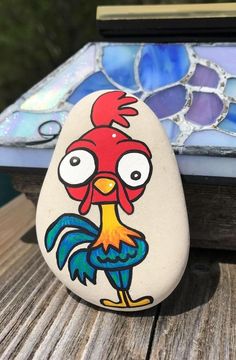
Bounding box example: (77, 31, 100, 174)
(101, 291, 127, 308)
(125, 291, 153, 308)
(101, 291, 153, 308)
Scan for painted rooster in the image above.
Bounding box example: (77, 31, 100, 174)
(45, 91, 153, 308)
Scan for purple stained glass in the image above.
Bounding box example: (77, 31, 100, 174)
(186, 92, 223, 126)
(188, 64, 219, 88)
(145, 85, 186, 119)
(194, 46, 236, 75)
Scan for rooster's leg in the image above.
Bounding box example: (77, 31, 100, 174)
(101, 270, 153, 308)
(100, 269, 130, 308)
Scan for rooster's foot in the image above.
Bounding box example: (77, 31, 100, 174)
(100, 290, 127, 308)
(125, 291, 154, 307)
(101, 290, 153, 308)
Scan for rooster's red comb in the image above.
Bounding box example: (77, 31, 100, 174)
(91, 91, 138, 128)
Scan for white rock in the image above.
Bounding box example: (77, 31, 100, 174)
(36, 90, 189, 312)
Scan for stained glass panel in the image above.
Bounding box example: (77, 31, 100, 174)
(146, 85, 187, 119)
(225, 78, 236, 98)
(188, 64, 219, 87)
(102, 45, 139, 90)
(67, 72, 116, 104)
(138, 44, 190, 90)
(0, 112, 67, 145)
(1, 42, 236, 153)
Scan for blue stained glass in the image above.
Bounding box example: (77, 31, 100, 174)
(161, 119, 180, 142)
(4, 41, 236, 153)
(218, 103, 236, 132)
(67, 72, 116, 104)
(224, 78, 236, 98)
(138, 44, 190, 90)
(102, 45, 139, 90)
(185, 129, 236, 147)
(133, 91, 144, 98)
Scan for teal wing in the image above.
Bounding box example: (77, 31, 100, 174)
(89, 237, 148, 270)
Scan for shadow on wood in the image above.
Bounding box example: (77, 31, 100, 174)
(21, 226, 37, 244)
(68, 290, 159, 318)
(66, 249, 227, 317)
(159, 249, 233, 316)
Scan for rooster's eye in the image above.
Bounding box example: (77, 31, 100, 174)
(117, 152, 152, 188)
(59, 149, 96, 185)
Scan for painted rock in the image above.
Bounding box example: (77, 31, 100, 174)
(36, 90, 189, 312)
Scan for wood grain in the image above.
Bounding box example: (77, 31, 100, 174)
(0, 195, 158, 360)
(0, 195, 235, 360)
(79, 306, 156, 360)
(149, 250, 236, 360)
(185, 183, 236, 250)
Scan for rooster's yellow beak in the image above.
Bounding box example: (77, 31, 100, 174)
(94, 178, 116, 195)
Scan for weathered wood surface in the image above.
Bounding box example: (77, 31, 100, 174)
(185, 182, 236, 251)
(150, 250, 236, 360)
(0, 195, 235, 360)
(10, 172, 236, 250)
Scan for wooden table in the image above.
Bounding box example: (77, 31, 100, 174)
(0, 195, 235, 360)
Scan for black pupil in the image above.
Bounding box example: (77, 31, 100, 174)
(131, 171, 141, 180)
(70, 156, 80, 166)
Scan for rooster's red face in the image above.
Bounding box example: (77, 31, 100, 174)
(58, 127, 152, 215)
(58, 91, 152, 215)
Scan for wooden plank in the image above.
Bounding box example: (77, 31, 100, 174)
(149, 250, 236, 360)
(0, 195, 157, 359)
(0, 194, 35, 241)
(79, 306, 156, 360)
(0, 195, 235, 360)
(32, 299, 98, 360)
(185, 183, 236, 250)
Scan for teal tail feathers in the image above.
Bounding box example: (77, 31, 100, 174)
(45, 213, 98, 252)
(69, 249, 97, 285)
(44, 213, 98, 285)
